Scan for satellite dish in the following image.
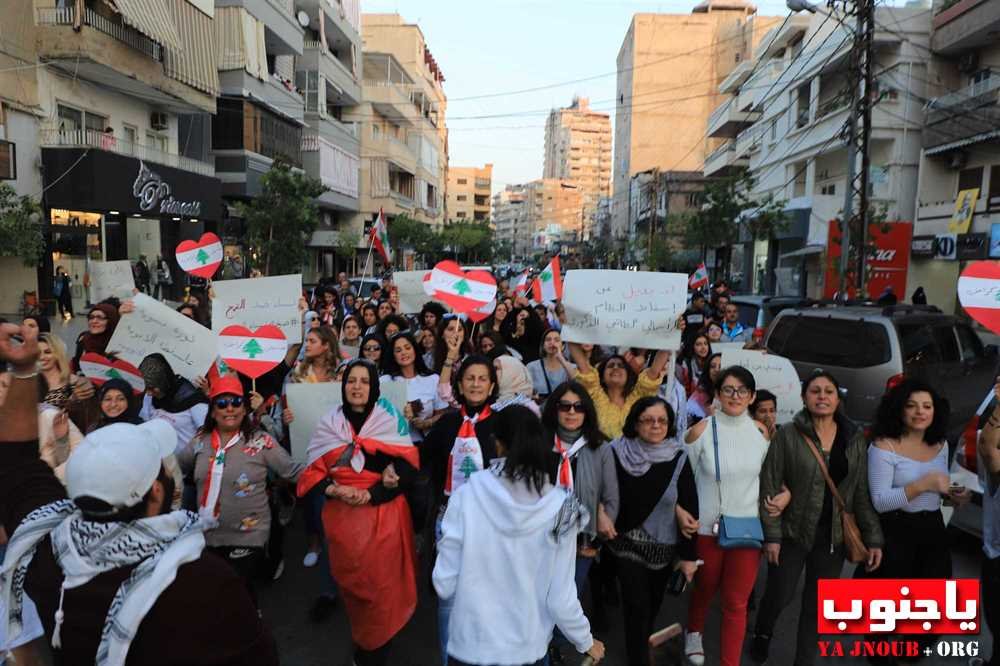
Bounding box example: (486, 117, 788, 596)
(297, 10, 310, 27)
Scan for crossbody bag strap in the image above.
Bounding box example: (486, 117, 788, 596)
(801, 432, 848, 513)
(711, 416, 724, 512)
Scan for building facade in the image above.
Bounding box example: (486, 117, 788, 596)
(613, 2, 780, 238)
(524, 178, 584, 254)
(446, 164, 492, 223)
(492, 184, 529, 259)
(543, 97, 611, 237)
(908, 0, 1000, 312)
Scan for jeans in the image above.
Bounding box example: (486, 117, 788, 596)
(313, 489, 339, 599)
(754, 531, 844, 666)
(615, 553, 671, 666)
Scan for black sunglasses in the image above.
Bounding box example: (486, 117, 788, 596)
(214, 396, 244, 410)
(362, 344, 381, 352)
(557, 401, 585, 414)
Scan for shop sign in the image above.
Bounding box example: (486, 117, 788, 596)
(823, 220, 912, 299)
(133, 161, 201, 216)
(956, 232, 988, 261)
(989, 224, 1000, 259)
(934, 234, 957, 260)
(910, 235, 936, 258)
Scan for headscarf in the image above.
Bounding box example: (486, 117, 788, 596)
(611, 435, 684, 477)
(339, 359, 380, 433)
(94, 378, 142, 428)
(494, 354, 534, 401)
(77, 304, 120, 359)
(139, 353, 206, 413)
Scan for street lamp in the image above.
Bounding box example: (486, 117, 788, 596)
(786, 0, 817, 12)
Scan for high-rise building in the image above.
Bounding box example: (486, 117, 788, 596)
(492, 184, 529, 259)
(543, 97, 611, 236)
(525, 179, 584, 253)
(447, 164, 492, 223)
(354, 13, 447, 252)
(613, 2, 780, 236)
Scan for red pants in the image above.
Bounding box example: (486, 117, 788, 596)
(687, 535, 760, 666)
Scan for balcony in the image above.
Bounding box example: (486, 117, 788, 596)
(363, 53, 420, 125)
(932, 0, 1000, 55)
(369, 133, 416, 174)
(216, 0, 303, 55)
(297, 0, 361, 39)
(707, 99, 760, 138)
(301, 132, 359, 205)
(719, 60, 753, 95)
(306, 112, 358, 152)
(301, 41, 361, 106)
(475, 178, 491, 190)
(924, 73, 1000, 150)
(218, 69, 305, 123)
(703, 141, 748, 177)
(40, 128, 214, 177)
(34, 4, 213, 113)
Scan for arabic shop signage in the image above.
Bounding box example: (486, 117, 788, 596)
(133, 161, 201, 216)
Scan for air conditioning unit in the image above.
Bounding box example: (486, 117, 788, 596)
(948, 151, 968, 170)
(958, 52, 979, 74)
(150, 112, 168, 131)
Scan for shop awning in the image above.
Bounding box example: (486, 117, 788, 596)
(779, 245, 825, 260)
(164, 0, 219, 96)
(105, 0, 182, 50)
(925, 128, 1000, 156)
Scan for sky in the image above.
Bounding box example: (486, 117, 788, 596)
(362, 0, 797, 193)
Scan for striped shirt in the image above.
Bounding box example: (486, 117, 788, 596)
(867, 441, 947, 513)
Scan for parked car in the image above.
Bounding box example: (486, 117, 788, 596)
(729, 295, 813, 337)
(764, 303, 998, 536)
(349, 277, 380, 299)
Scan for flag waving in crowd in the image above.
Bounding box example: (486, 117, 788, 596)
(532, 255, 562, 304)
(689, 262, 709, 289)
(512, 270, 531, 295)
(370, 208, 392, 265)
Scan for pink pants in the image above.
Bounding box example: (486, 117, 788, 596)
(687, 535, 760, 666)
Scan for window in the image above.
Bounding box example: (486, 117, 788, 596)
(457, 178, 467, 185)
(767, 316, 890, 368)
(955, 324, 984, 362)
(958, 166, 984, 194)
(991, 165, 1000, 201)
(85, 113, 108, 134)
(456, 195, 467, 201)
(123, 125, 136, 145)
(57, 105, 82, 132)
(821, 184, 836, 195)
(898, 324, 959, 366)
(372, 124, 381, 140)
(146, 132, 167, 153)
(457, 211, 467, 218)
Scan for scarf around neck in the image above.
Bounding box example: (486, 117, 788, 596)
(1, 500, 212, 666)
(445, 405, 492, 496)
(611, 436, 684, 477)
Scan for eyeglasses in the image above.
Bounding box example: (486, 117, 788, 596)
(720, 386, 751, 398)
(362, 345, 381, 352)
(88, 313, 107, 321)
(604, 360, 626, 370)
(638, 416, 670, 427)
(557, 401, 585, 414)
(213, 396, 244, 410)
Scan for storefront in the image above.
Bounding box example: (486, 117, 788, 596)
(39, 147, 221, 308)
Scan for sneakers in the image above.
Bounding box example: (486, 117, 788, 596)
(272, 559, 285, 581)
(303, 550, 320, 567)
(750, 633, 771, 663)
(684, 631, 705, 666)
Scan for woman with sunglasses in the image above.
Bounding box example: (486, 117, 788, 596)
(567, 343, 671, 440)
(681, 366, 769, 666)
(601, 396, 699, 666)
(423, 355, 501, 664)
(360, 332, 386, 366)
(686, 353, 722, 424)
(70, 303, 120, 372)
(527, 329, 576, 404)
(178, 374, 304, 604)
(297, 359, 420, 666)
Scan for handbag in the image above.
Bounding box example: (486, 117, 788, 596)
(801, 433, 870, 564)
(711, 417, 764, 549)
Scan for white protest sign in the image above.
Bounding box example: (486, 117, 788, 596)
(211, 274, 303, 344)
(106, 294, 216, 382)
(88, 260, 136, 303)
(711, 342, 749, 355)
(720, 349, 804, 425)
(560, 270, 687, 350)
(394, 270, 448, 314)
(286, 378, 409, 461)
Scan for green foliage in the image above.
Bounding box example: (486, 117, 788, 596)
(335, 229, 360, 263)
(440, 220, 493, 263)
(390, 214, 441, 263)
(238, 160, 327, 276)
(0, 184, 43, 266)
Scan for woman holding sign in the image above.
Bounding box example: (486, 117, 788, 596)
(296, 359, 420, 666)
(70, 303, 120, 372)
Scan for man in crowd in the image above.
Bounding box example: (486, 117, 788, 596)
(720, 302, 751, 343)
(0, 322, 277, 665)
(681, 292, 710, 343)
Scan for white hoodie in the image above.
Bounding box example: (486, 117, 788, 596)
(432, 464, 593, 665)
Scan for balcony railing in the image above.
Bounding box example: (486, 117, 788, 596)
(36, 5, 162, 62)
(927, 74, 1000, 110)
(304, 40, 356, 80)
(41, 128, 215, 176)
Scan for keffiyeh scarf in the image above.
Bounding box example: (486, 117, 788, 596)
(1, 500, 212, 666)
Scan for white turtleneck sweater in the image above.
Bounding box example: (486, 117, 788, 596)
(686, 410, 768, 536)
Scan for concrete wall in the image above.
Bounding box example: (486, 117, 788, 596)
(0, 257, 41, 315)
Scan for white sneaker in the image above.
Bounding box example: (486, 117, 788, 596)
(303, 551, 319, 567)
(684, 631, 705, 666)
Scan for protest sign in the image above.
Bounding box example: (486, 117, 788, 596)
(394, 270, 447, 314)
(560, 270, 687, 350)
(711, 342, 749, 355)
(286, 378, 408, 461)
(958, 261, 1000, 334)
(88, 260, 135, 303)
(106, 294, 215, 382)
(175, 233, 223, 279)
(211, 274, 303, 344)
(720, 349, 803, 424)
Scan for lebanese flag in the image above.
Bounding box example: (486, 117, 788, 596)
(217, 325, 288, 379)
(370, 208, 392, 264)
(423, 261, 497, 313)
(532, 255, 563, 304)
(689, 262, 710, 289)
(78, 352, 145, 393)
(512, 270, 530, 295)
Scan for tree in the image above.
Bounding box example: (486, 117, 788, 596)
(238, 160, 327, 276)
(335, 229, 360, 272)
(0, 183, 43, 267)
(440, 220, 493, 263)
(390, 214, 440, 265)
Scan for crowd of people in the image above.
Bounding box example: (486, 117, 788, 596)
(0, 269, 995, 666)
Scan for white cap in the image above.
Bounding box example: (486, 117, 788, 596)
(65, 420, 176, 509)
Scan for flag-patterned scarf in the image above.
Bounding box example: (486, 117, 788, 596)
(552, 436, 587, 490)
(445, 405, 492, 496)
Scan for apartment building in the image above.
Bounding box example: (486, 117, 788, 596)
(296, 0, 363, 279)
(712, 6, 930, 296)
(353, 13, 447, 251)
(613, 2, 781, 237)
(543, 97, 611, 237)
(446, 164, 492, 223)
(908, 0, 1000, 312)
(626, 169, 706, 264)
(524, 179, 584, 253)
(492, 184, 529, 258)
(26, 0, 222, 308)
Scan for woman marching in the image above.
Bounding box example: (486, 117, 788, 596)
(675, 333, 712, 398)
(527, 329, 576, 405)
(296, 359, 420, 666)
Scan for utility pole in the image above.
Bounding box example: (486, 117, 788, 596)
(649, 168, 660, 268)
(835, 0, 876, 301)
